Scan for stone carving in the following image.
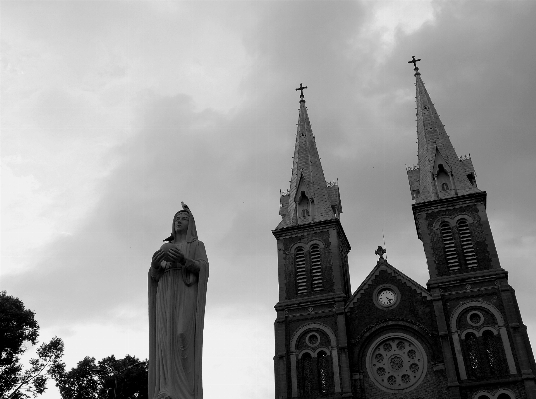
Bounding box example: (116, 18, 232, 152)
(148, 204, 209, 399)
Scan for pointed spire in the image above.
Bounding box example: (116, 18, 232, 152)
(407, 59, 480, 203)
(277, 86, 341, 229)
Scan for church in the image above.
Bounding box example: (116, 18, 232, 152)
(272, 62, 536, 399)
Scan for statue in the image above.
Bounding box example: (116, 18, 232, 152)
(148, 203, 209, 399)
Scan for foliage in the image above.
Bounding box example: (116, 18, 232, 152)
(55, 355, 148, 399)
(0, 291, 65, 399)
(54, 356, 99, 399)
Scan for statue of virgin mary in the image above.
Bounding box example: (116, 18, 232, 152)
(148, 203, 209, 399)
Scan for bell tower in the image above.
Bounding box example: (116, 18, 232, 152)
(273, 85, 352, 399)
(406, 58, 536, 398)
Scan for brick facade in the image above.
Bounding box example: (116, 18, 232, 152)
(273, 81, 536, 398)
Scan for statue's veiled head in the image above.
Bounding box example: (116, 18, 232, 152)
(164, 203, 198, 243)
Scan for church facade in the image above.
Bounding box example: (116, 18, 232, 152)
(272, 68, 536, 399)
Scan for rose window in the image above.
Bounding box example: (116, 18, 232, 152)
(367, 334, 427, 393)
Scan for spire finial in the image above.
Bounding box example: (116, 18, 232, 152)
(408, 56, 422, 76)
(375, 246, 386, 260)
(295, 83, 308, 103)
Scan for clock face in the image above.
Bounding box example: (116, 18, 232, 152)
(378, 289, 397, 307)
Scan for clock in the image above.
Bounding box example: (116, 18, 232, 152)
(378, 289, 397, 307)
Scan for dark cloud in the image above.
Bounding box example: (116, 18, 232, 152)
(4, 0, 536, 369)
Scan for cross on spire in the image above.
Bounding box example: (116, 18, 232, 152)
(408, 56, 421, 71)
(295, 83, 308, 101)
(375, 246, 386, 260)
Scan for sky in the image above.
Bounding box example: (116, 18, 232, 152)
(2, 1, 536, 398)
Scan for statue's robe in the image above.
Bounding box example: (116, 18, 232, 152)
(148, 238, 209, 399)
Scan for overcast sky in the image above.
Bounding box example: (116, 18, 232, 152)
(2, 1, 536, 398)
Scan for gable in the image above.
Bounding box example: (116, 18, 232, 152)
(344, 263, 437, 357)
(346, 260, 431, 311)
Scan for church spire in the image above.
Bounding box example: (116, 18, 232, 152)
(407, 58, 480, 203)
(276, 85, 341, 229)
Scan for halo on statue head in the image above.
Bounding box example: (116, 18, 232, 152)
(163, 202, 198, 243)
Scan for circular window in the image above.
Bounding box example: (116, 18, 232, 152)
(467, 311, 484, 327)
(305, 332, 320, 347)
(366, 333, 427, 393)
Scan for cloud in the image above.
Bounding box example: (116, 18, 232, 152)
(3, 3, 536, 399)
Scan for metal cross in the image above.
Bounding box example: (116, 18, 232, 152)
(408, 56, 421, 70)
(295, 83, 308, 98)
(375, 246, 386, 259)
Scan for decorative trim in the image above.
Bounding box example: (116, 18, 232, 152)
(289, 243, 306, 255)
(273, 218, 351, 251)
(460, 326, 498, 339)
(289, 239, 326, 254)
(298, 349, 315, 359)
(433, 214, 475, 229)
(290, 322, 337, 350)
(351, 319, 434, 346)
(472, 388, 515, 399)
(450, 300, 504, 331)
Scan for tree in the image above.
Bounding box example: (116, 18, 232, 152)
(54, 357, 100, 399)
(55, 355, 148, 399)
(97, 355, 148, 399)
(0, 291, 65, 399)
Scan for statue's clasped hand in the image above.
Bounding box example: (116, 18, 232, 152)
(151, 250, 167, 269)
(166, 247, 186, 265)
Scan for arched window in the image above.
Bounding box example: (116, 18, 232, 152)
(299, 353, 314, 397)
(464, 332, 480, 379)
(482, 330, 504, 376)
(440, 222, 460, 271)
(317, 351, 332, 395)
(295, 247, 307, 295)
(310, 245, 322, 291)
(457, 219, 477, 268)
(497, 393, 514, 399)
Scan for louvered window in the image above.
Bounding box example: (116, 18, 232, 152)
(457, 219, 478, 268)
(295, 247, 307, 295)
(440, 222, 460, 270)
(310, 245, 323, 291)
